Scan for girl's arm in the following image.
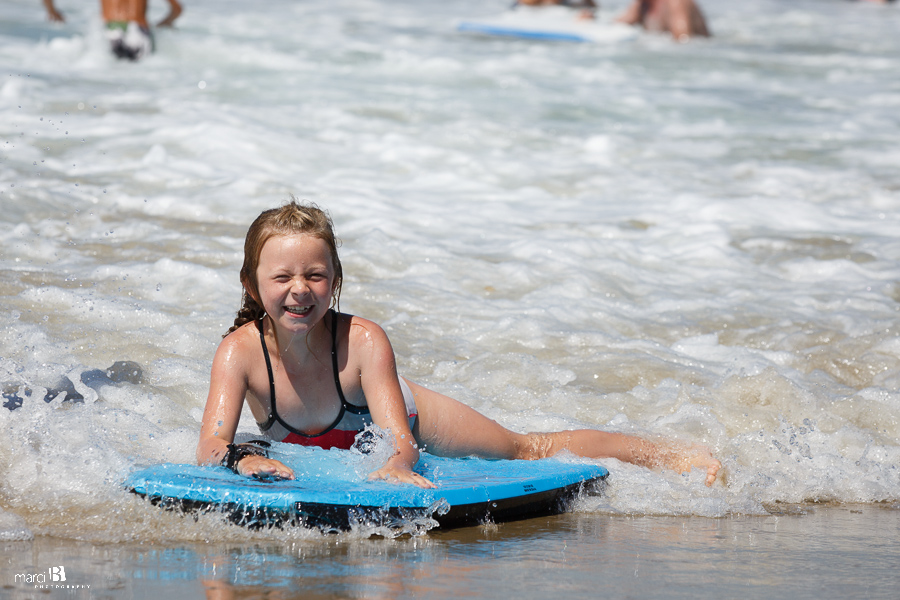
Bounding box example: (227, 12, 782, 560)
(197, 331, 294, 479)
(352, 319, 435, 489)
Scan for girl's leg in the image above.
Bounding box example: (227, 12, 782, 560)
(408, 381, 640, 461)
(406, 380, 526, 460)
(406, 379, 721, 486)
(536, 429, 721, 486)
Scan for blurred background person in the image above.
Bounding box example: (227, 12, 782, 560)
(617, 0, 710, 40)
(42, 0, 182, 60)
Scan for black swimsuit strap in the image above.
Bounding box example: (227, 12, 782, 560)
(331, 310, 368, 416)
(256, 310, 367, 437)
(255, 318, 279, 433)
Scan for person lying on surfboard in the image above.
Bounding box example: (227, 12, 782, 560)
(196, 201, 721, 489)
(616, 0, 710, 40)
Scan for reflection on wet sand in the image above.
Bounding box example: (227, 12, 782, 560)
(7, 506, 890, 599)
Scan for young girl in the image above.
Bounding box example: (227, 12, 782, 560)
(197, 201, 721, 488)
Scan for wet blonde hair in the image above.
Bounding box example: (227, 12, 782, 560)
(226, 199, 342, 336)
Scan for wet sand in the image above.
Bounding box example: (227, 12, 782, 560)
(2, 504, 898, 599)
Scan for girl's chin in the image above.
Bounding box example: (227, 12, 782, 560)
(272, 319, 316, 337)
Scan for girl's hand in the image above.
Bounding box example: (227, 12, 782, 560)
(368, 464, 435, 489)
(235, 455, 294, 481)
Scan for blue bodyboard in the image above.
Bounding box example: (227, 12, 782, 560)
(456, 6, 637, 44)
(125, 444, 607, 531)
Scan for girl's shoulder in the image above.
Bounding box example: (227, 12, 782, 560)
(214, 320, 263, 361)
(336, 312, 393, 350)
(228, 318, 263, 340)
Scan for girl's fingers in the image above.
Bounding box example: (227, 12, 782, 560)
(368, 467, 435, 489)
(238, 456, 294, 480)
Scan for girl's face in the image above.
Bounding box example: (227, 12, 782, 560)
(254, 234, 337, 335)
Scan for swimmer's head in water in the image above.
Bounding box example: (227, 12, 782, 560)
(227, 199, 342, 335)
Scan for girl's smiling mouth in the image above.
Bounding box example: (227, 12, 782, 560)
(284, 305, 313, 316)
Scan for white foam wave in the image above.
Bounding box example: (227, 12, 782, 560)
(0, 0, 898, 539)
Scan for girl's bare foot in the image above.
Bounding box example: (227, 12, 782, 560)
(677, 444, 721, 487)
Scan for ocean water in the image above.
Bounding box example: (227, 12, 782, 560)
(1, 0, 899, 595)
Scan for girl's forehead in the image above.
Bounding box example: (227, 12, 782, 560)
(259, 233, 332, 265)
